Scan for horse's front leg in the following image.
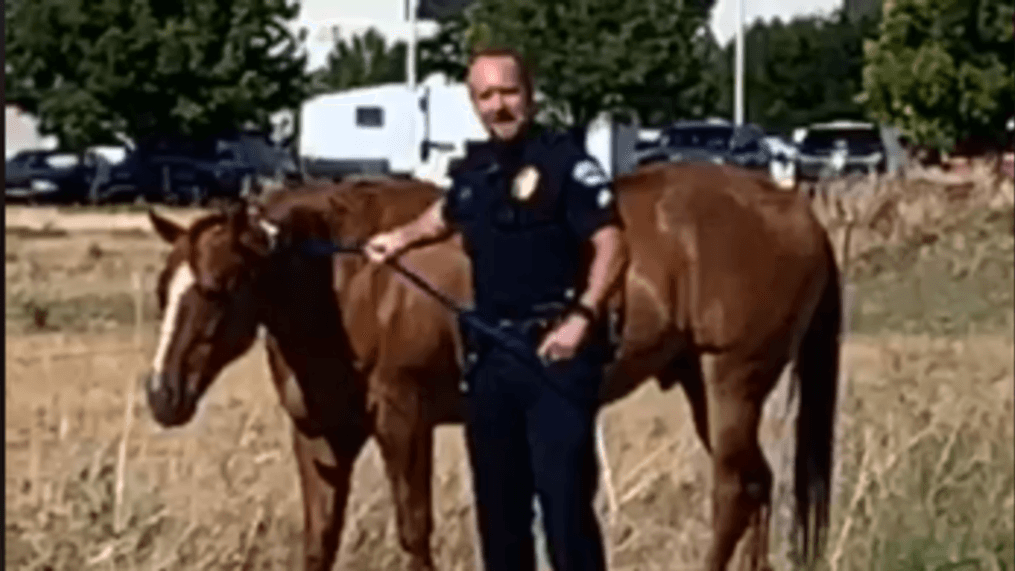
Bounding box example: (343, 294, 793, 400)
(292, 427, 368, 571)
(265, 335, 369, 570)
(371, 370, 436, 571)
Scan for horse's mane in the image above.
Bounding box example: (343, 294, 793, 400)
(260, 177, 444, 241)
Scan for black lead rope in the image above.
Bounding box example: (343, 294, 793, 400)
(299, 238, 588, 403)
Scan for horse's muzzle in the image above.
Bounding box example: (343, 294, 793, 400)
(144, 371, 195, 427)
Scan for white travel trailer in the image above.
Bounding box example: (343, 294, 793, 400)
(298, 74, 488, 187)
(298, 75, 640, 188)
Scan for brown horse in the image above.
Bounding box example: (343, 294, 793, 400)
(144, 163, 841, 571)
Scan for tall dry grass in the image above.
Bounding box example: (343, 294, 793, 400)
(828, 335, 1013, 571)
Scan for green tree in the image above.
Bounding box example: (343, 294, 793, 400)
(709, 10, 880, 135)
(5, 0, 308, 151)
(308, 28, 409, 95)
(451, 0, 718, 127)
(861, 0, 1014, 153)
(417, 13, 472, 83)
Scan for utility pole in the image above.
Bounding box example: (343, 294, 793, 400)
(406, 0, 417, 92)
(734, 0, 744, 125)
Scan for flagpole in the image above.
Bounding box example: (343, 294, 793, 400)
(734, 0, 744, 125)
(407, 0, 419, 175)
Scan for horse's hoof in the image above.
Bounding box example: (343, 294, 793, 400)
(407, 557, 436, 571)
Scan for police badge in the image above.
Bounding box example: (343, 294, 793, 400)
(511, 165, 540, 202)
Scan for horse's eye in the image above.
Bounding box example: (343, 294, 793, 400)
(199, 286, 230, 303)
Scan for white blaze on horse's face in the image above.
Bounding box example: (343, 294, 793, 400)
(151, 263, 196, 378)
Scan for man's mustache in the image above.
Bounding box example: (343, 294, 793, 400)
(491, 110, 516, 122)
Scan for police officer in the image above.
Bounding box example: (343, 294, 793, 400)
(364, 47, 629, 571)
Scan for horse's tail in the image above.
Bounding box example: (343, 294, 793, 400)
(792, 236, 842, 565)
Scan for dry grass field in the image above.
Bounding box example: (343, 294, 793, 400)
(5, 170, 1014, 571)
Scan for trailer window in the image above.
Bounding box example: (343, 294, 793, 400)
(356, 107, 384, 128)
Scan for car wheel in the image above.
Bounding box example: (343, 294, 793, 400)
(96, 184, 129, 205)
(239, 174, 255, 198)
(191, 185, 208, 207)
(174, 184, 206, 207)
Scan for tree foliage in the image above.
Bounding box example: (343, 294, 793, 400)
(861, 0, 1014, 153)
(417, 14, 473, 84)
(708, 10, 880, 135)
(308, 28, 409, 96)
(5, 0, 308, 150)
(426, 0, 719, 127)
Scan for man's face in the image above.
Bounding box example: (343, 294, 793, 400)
(468, 55, 532, 143)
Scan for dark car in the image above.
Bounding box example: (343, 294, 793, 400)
(97, 141, 257, 205)
(635, 120, 771, 170)
(5, 150, 103, 204)
(219, 132, 300, 182)
(794, 121, 889, 182)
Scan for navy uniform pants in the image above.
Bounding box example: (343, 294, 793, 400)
(462, 320, 608, 571)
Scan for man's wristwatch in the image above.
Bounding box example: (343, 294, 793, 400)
(569, 302, 598, 324)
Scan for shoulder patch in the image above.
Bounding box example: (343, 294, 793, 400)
(572, 159, 609, 187)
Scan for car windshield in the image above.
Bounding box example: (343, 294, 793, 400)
(43, 154, 80, 169)
(802, 128, 881, 154)
(664, 126, 733, 151)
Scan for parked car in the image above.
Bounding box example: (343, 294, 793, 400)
(96, 139, 258, 205)
(794, 121, 895, 182)
(219, 132, 299, 183)
(5, 150, 104, 204)
(635, 119, 771, 171)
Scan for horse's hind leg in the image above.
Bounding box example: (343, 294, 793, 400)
(293, 427, 368, 571)
(701, 353, 781, 571)
(372, 372, 436, 571)
(660, 354, 711, 453)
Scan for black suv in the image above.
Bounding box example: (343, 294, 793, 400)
(220, 132, 299, 182)
(635, 120, 771, 170)
(794, 121, 888, 182)
(5, 150, 104, 204)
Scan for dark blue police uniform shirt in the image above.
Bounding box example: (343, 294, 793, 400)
(442, 127, 622, 319)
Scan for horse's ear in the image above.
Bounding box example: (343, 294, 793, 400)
(224, 200, 250, 232)
(326, 194, 348, 216)
(234, 199, 278, 257)
(246, 199, 266, 222)
(148, 209, 185, 244)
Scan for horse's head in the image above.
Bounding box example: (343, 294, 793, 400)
(145, 203, 276, 427)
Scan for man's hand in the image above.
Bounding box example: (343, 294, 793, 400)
(537, 314, 591, 363)
(363, 230, 405, 264)
(363, 198, 453, 264)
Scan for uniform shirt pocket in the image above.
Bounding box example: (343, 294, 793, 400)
(443, 175, 484, 226)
